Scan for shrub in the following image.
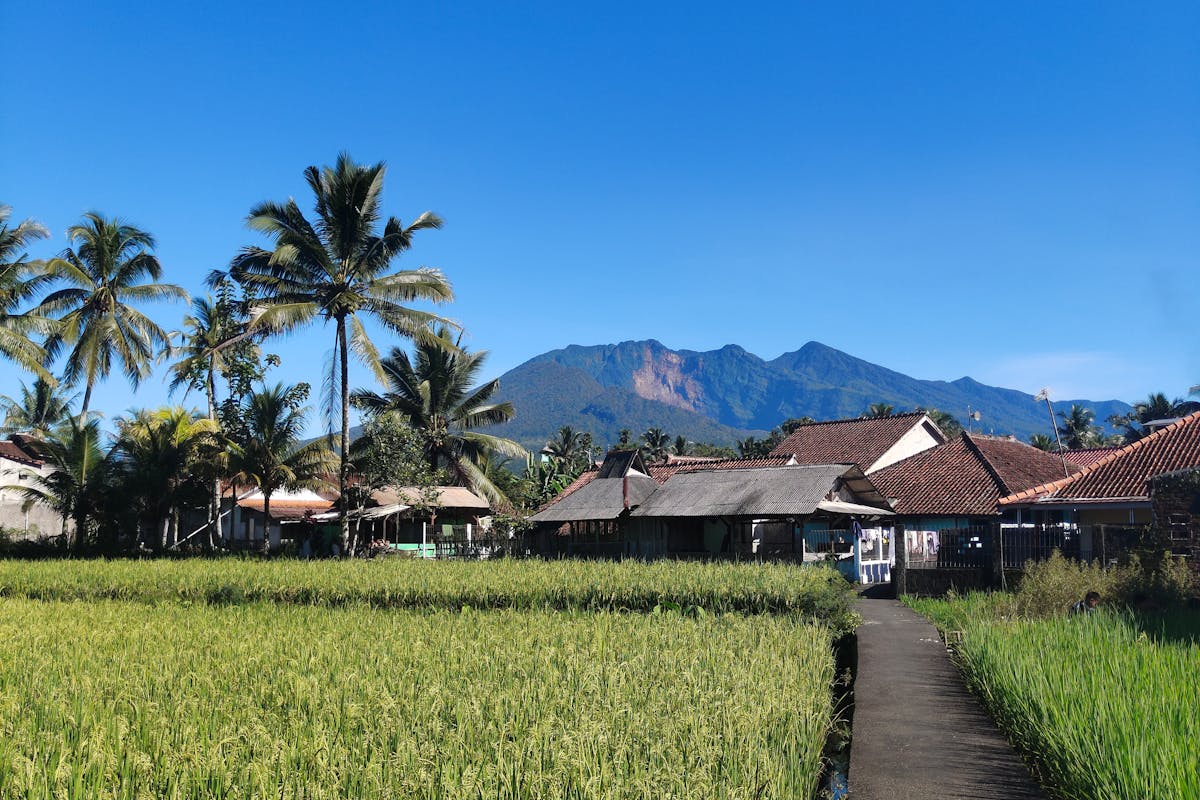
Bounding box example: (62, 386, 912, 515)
(1014, 549, 1194, 618)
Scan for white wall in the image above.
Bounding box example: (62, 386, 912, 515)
(868, 418, 944, 473)
(0, 458, 68, 539)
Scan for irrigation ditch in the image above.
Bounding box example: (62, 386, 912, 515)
(818, 632, 857, 799)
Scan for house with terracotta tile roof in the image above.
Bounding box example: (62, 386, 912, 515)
(767, 412, 946, 473)
(870, 433, 1076, 529)
(1062, 447, 1122, 469)
(999, 411, 1200, 529)
(0, 435, 68, 539)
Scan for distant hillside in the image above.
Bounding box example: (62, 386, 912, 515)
(492, 339, 1132, 450)
(491, 359, 766, 451)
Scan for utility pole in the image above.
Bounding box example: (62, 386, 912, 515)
(1035, 388, 1070, 478)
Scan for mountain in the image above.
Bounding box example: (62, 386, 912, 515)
(491, 339, 1133, 450)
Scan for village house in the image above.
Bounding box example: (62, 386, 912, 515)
(999, 411, 1200, 564)
(0, 435, 68, 540)
(225, 483, 492, 555)
(767, 412, 946, 473)
(529, 450, 895, 579)
(870, 432, 1075, 530)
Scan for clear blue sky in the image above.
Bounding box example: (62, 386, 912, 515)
(3, 1, 1198, 431)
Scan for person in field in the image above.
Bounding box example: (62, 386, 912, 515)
(1070, 591, 1101, 615)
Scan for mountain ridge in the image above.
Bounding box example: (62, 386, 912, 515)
(491, 339, 1132, 450)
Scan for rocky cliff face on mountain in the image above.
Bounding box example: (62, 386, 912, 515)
(491, 339, 1132, 451)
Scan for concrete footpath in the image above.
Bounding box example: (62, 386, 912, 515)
(847, 598, 1045, 799)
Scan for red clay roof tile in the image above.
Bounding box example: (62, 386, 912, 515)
(871, 433, 1072, 516)
(1061, 447, 1121, 469)
(767, 412, 943, 470)
(1000, 411, 1200, 505)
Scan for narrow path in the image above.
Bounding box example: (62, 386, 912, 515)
(847, 598, 1045, 799)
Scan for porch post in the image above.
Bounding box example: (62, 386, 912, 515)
(892, 523, 907, 597)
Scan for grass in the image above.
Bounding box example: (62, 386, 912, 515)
(907, 591, 1200, 800)
(0, 558, 859, 631)
(0, 598, 835, 800)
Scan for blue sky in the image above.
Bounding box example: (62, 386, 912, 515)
(3, 1, 1198, 431)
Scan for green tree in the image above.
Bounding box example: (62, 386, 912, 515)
(350, 328, 526, 508)
(690, 441, 737, 459)
(8, 418, 108, 549)
(641, 427, 671, 463)
(168, 279, 276, 546)
(39, 213, 187, 419)
(916, 407, 964, 438)
(544, 426, 583, 463)
(867, 402, 895, 418)
(0, 205, 55, 379)
(0, 378, 76, 437)
(1057, 404, 1102, 449)
(230, 153, 454, 549)
(1028, 433, 1057, 452)
(780, 417, 814, 435)
(226, 383, 336, 555)
(347, 412, 444, 553)
(672, 435, 690, 456)
(113, 407, 221, 550)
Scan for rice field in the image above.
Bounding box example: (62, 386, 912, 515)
(0, 560, 851, 799)
(913, 599, 1200, 800)
(0, 558, 858, 631)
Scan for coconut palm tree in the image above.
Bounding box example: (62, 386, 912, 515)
(0, 205, 55, 379)
(226, 383, 336, 555)
(8, 417, 108, 549)
(1028, 433, 1057, 452)
(0, 378, 76, 437)
(1058, 404, 1102, 449)
(642, 427, 671, 463)
(544, 426, 582, 463)
(867, 402, 895, 418)
(229, 154, 454, 548)
(113, 407, 221, 550)
(168, 287, 263, 545)
(38, 213, 188, 419)
(1135, 392, 1200, 423)
(350, 328, 526, 507)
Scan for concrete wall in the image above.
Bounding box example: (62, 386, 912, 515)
(0, 458, 68, 540)
(868, 419, 943, 473)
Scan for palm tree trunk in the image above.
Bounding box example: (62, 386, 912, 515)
(80, 375, 95, 423)
(337, 317, 351, 556)
(159, 513, 170, 551)
(207, 356, 222, 549)
(261, 492, 272, 556)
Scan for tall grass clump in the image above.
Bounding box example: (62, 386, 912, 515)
(0, 558, 859, 631)
(0, 599, 835, 800)
(1012, 550, 1193, 618)
(955, 612, 1200, 800)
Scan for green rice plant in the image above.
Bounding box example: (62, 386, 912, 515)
(954, 612, 1200, 800)
(0, 599, 835, 800)
(0, 558, 859, 632)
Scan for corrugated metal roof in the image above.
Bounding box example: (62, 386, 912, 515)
(530, 474, 660, 522)
(371, 486, 491, 510)
(631, 464, 870, 518)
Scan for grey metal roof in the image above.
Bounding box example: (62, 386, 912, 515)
(631, 464, 890, 518)
(529, 474, 660, 523)
(596, 449, 649, 479)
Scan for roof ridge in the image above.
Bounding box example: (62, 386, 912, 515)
(794, 411, 925, 427)
(962, 433, 1015, 497)
(1000, 410, 1200, 504)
